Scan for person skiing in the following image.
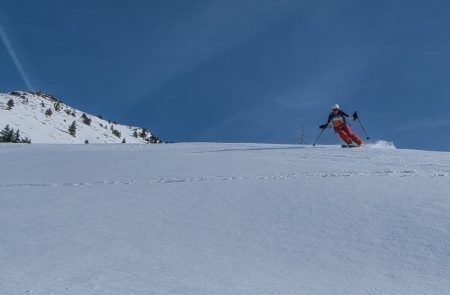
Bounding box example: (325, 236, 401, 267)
(319, 104, 363, 146)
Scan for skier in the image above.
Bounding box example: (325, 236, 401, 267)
(319, 104, 363, 146)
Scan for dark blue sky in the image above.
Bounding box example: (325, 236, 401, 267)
(1, 0, 450, 150)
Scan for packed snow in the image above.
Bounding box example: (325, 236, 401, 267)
(0, 92, 158, 144)
(1, 142, 449, 294)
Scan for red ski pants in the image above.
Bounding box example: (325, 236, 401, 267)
(335, 124, 363, 145)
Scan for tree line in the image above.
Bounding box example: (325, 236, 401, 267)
(0, 125, 31, 143)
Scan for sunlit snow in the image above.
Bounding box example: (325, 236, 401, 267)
(1, 142, 449, 294)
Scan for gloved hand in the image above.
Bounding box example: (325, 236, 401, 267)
(319, 124, 328, 129)
(352, 111, 358, 121)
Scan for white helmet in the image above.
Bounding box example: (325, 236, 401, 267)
(331, 104, 340, 110)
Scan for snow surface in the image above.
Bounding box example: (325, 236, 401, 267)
(1, 142, 450, 294)
(0, 92, 156, 144)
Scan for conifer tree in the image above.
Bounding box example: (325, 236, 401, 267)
(140, 128, 148, 139)
(112, 129, 121, 138)
(149, 134, 161, 144)
(7, 99, 14, 110)
(0, 125, 12, 142)
(21, 137, 31, 144)
(0, 125, 30, 143)
(81, 113, 91, 126)
(69, 121, 77, 137)
(54, 101, 61, 111)
(12, 129, 20, 143)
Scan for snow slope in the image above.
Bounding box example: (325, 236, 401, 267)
(0, 91, 159, 144)
(1, 143, 449, 294)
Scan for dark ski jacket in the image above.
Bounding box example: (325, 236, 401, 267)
(327, 110, 349, 129)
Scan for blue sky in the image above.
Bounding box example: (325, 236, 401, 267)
(1, 0, 450, 150)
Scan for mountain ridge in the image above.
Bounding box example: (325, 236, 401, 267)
(0, 91, 161, 144)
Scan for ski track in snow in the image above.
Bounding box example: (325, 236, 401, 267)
(0, 169, 447, 189)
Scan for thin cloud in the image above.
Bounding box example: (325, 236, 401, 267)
(0, 25, 34, 90)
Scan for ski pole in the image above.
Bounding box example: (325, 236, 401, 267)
(357, 118, 370, 140)
(353, 112, 370, 140)
(312, 127, 326, 146)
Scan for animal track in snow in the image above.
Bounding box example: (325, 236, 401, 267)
(0, 169, 447, 189)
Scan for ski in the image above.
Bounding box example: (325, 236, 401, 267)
(341, 144, 361, 148)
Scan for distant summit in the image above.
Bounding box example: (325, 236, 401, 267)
(0, 91, 162, 144)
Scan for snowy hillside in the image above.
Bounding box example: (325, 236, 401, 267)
(1, 142, 449, 294)
(0, 91, 161, 144)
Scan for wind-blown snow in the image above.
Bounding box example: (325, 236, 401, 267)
(1, 142, 449, 294)
(366, 140, 396, 149)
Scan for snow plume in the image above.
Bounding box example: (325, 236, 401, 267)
(0, 25, 34, 90)
(367, 140, 396, 149)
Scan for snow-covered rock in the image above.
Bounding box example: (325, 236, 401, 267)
(0, 142, 449, 294)
(0, 91, 161, 144)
